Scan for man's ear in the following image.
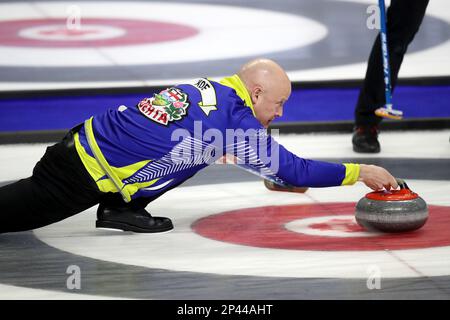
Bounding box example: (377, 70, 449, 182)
(251, 86, 262, 104)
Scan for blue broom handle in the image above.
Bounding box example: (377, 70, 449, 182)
(379, 0, 392, 106)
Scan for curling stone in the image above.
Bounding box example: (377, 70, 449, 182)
(355, 179, 428, 233)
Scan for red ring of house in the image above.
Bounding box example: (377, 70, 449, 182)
(192, 203, 450, 251)
(0, 18, 199, 47)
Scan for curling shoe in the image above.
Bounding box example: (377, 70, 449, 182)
(96, 203, 173, 233)
(352, 126, 381, 153)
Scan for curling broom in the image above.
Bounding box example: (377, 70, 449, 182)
(374, 0, 403, 120)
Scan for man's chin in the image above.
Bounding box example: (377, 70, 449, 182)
(257, 119, 270, 128)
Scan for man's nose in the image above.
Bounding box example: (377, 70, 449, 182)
(276, 107, 283, 118)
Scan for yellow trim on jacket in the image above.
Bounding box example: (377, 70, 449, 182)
(219, 74, 256, 116)
(74, 118, 160, 201)
(341, 163, 360, 185)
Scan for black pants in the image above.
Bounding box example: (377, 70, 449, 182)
(355, 0, 429, 126)
(0, 129, 189, 234)
(0, 129, 102, 233)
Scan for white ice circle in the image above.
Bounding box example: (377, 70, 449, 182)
(0, 1, 328, 66)
(34, 179, 450, 279)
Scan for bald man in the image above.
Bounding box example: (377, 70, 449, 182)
(0, 59, 397, 234)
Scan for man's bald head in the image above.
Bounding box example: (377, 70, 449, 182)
(237, 59, 291, 128)
(237, 58, 290, 90)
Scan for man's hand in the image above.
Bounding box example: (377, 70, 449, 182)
(358, 164, 398, 191)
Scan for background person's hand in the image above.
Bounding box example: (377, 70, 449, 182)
(358, 164, 398, 191)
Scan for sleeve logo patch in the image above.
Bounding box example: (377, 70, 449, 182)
(138, 88, 189, 125)
(188, 78, 217, 116)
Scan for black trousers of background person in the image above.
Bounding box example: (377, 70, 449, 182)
(0, 128, 191, 234)
(355, 0, 429, 126)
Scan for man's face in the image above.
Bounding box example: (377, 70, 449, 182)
(252, 83, 291, 128)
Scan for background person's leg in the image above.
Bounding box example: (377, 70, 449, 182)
(353, 0, 429, 152)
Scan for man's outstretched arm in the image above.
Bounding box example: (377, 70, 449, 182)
(231, 117, 398, 191)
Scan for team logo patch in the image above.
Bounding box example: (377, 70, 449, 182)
(138, 88, 189, 125)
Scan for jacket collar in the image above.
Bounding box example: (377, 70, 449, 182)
(219, 74, 255, 116)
